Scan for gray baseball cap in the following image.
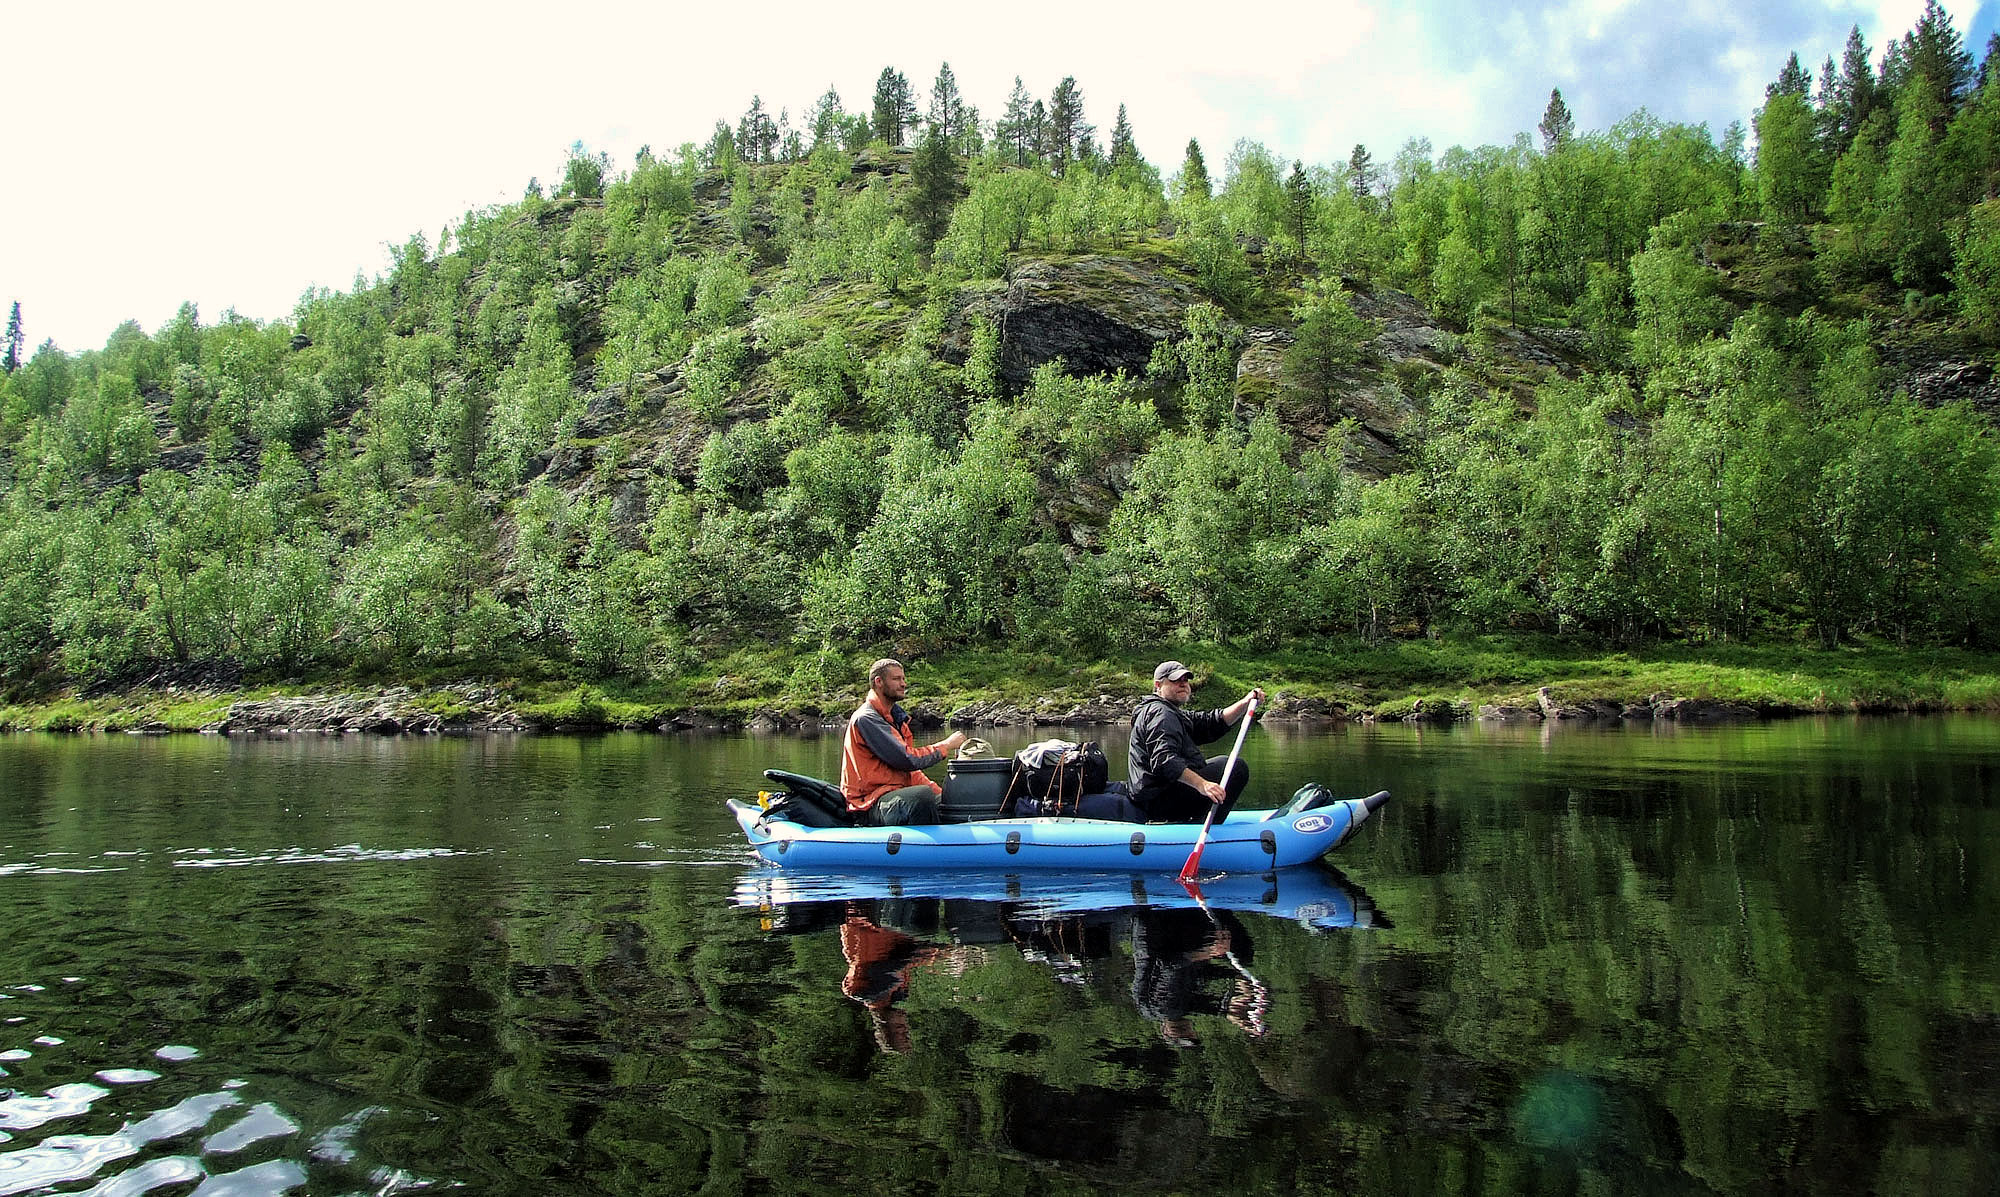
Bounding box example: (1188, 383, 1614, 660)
(1153, 660, 1194, 683)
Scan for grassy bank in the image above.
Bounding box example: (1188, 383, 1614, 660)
(4, 637, 2000, 733)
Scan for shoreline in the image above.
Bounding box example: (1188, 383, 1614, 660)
(0, 680, 1988, 738)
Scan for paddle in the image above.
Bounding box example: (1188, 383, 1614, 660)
(1177, 695, 1258, 885)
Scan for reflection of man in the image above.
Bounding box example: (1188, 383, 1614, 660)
(840, 906, 942, 1054)
(1130, 907, 1266, 1046)
(841, 659, 966, 826)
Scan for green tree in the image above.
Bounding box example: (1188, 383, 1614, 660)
(926, 62, 968, 149)
(1284, 281, 1375, 414)
(1046, 76, 1087, 176)
(1767, 52, 1811, 99)
(1349, 143, 1376, 200)
(1755, 92, 1826, 222)
(871, 68, 916, 146)
(1110, 105, 1138, 167)
(1829, 26, 1879, 153)
(809, 85, 846, 149)
(995, 77, 1037, 166)
(1950, 198, 2000, 337)
(1284, 161, 1313, 251)
(1880, 80, 1955, 287)
(1178, 139, 1211, 202)
(3, 302, 21, 374)
(1629, 216, 1731, 372)
(1899, 0, 1976, 123)
(1539, 88, 1575, 154)
(906, 130, 961, 249)
(736, 97, 778, 164)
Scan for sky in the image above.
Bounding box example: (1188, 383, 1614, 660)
(6, 0, 1996, 354)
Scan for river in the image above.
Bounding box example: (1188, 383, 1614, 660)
(0, 717, 1995, 1194)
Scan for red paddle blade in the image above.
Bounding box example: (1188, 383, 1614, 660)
(1177, 839, 1207, 884)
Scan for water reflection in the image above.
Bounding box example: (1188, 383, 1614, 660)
(2, 721, 1997, 1193)
(737, 866, 1385, 1058)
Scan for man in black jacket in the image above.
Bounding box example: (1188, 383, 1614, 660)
(1128, 661, 1264, 823)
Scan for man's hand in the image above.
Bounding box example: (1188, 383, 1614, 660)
(1201, 778, 1227, 803)
(939, 730, 968, 754)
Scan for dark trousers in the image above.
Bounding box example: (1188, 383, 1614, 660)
(865, 784, 939, 826)
(1134, 756, 1249, 824)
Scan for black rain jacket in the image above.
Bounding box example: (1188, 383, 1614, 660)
(1127, 695, 1234, 799)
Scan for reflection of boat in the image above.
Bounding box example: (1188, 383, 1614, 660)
(731, 864, 1388, 932)
(728, 773, 1389, 873)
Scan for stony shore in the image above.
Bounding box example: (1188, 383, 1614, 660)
(17, 682, 1934, 738)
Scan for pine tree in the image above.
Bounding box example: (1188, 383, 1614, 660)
(1180, 139, 1211, 201)
(927, 62, 966, 148)
(1814, 56, 1840, 145)
(1286, 161, 1313, 247)
(810, 86, 845, 150)
(1831, 26, 1878, 154)
(907, 130, 960, 248)
(872, 68, 916, 146)
(1349, 144, 1375, 199)
(736, 97, 778, 164)
(1539, 89, 1575, 153)
(1769, 52, 1812, 99)
(3, 303, 21, 375)
(1901, 0, 1976, 123)
(997, 77, 1036, 166)
(1110, 104, 1138, 167)
(1047, 76, 1085, 176)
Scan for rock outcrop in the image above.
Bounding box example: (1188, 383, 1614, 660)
(951, 255, 1202, 391)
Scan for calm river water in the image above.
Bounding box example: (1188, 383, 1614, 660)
(0, 717, 1996, 1195)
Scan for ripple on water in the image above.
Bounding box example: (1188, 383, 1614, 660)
(172, 845, 482, 869)
(0, 1083, 108, 1132)
(154, 1047, 199, 1063)
(202, 1104, 299, 1155)
(92, 1071, 158, 1086)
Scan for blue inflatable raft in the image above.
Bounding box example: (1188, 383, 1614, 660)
(728, 770, 1388, 872)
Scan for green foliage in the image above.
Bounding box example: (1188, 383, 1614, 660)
(1950, 198, 2000, 337)
(1283, 282, 1376, 414)
(6, 52, 2000, 697)
(1756, 92, 1827, 222)
(1174, 198, 1252, 308)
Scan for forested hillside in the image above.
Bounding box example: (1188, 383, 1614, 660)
(6, 5, 2000, 702)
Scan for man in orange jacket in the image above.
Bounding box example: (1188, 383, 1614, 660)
(841, 658, 966, 825)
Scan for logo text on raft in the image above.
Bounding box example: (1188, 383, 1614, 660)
(1293, 814, 1333, 834)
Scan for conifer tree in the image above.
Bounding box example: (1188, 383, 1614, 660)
(1180, 139, 1212, 201)
(927, 62, 966, 148)
(736, 97, 778, 164)
(1769, 52, 1812, 99)
(1286, 160, 1313, 247)
(1539, 89, 1575, 153)
(810, 85, 846, 149)
(997, 77, 1036, 166)
(1349, 144, 1375, 199)
(3, 303, 21, 375)
(908, 130, 960, 248)
(1814, 55, 1840, 145)
(1831, 26, 1878, 153)
(1047, 76, 1087, 176)
(1110, 104, 1138, 167)
(872, 68, 917, 146)
(1901, 0, 1975, 125)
